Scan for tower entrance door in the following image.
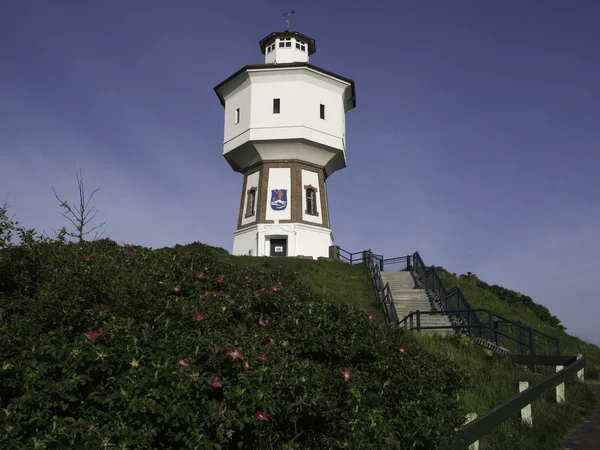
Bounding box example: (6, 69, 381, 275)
(270, 238, 287, 257)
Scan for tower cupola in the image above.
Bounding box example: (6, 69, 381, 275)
(259, 31, 316, 64)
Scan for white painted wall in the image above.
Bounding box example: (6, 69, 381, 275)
(294, 224, 332, 258)
(301, 169, 322, 225)
(220, 67, 353, 176)
(222, 76, 251, 145)
(232, 223, 333, 259)
(265, 168, 291, 221)
(249, 69, 346, 139)
(232, 226, 259, 256)
(241, 171, 260, 226)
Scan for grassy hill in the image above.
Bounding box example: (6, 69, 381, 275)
(0, 233, 597, 449)
(176, 244, 599, 449)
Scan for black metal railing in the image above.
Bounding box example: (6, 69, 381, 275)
(412, 251, 487, 336)
(364, 250, 399, 325)
(410, 251, 560, 358)
(335, 246, 411, 271)
(338, 247, 367, 265)
(336, 246, 560, 359)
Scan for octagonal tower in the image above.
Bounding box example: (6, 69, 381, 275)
(214, 30, 356, 258)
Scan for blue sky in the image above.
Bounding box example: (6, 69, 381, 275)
(2, 1, 599, 344)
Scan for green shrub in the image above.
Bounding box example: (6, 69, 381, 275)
(0, 240, 469, 449)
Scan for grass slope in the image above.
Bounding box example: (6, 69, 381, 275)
(215, 248, 598, 450)
(435, 267, 600, 379)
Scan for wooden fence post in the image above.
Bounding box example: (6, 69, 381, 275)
(577, 354, 585, 382)
(556, 365, 565, 403)
(465, 413, 479, 450)
(519, 381, 533, 427)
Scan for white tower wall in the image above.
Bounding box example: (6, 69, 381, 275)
(214, 30, 355, 259)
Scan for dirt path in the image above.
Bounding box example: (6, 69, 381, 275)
(561, 380, 600, 450)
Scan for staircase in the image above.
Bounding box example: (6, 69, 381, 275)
(380, 271, 456, 335)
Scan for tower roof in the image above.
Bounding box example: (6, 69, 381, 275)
(213, 62, 356, 109)
(259, 31, 316, 56)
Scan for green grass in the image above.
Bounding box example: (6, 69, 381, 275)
(223, 254, 383, 321)
(172, 244, 599, 449)
(407, 333, 596, 450)
(221, 252, 599, 449)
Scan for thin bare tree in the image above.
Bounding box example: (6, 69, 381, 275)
(53, 167, 107, 243)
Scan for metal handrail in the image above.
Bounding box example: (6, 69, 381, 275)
(336, 246, 560, 358)
(363, 250, 399, 325)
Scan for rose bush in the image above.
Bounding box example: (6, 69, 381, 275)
(0, 238, 469, 449)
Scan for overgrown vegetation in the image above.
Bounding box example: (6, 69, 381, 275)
(1, 194, 598, 449)
(0, 230, 468, 448)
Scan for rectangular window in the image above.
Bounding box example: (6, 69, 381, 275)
(305, 186, 319, 216)
(245, 188, 256, 218)
(273, 98, 280, 114)
(296, 42, 306, 51)
(320, 104, 325, 120)
(235, 108, 240, 124)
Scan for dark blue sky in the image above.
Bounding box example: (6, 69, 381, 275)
(1, 0, 599, 343)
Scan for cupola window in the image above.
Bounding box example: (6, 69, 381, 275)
(266, 42, 275, 54)
(295, 41, 306, 51)
(278, 38, 292, 48)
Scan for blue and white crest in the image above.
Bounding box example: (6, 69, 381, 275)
(270, 189, 288, 211)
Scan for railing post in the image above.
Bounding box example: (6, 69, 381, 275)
(488, 310, 494, 343)
(467, 312, 472, 337)
(416, 311, 421, 331)
(577, 354, 585, 382)
(380, 256, 384, 272)
(329, 245, 340, 261)
(519, 381, 533, 427)
(406, 254, 411, 271)
(518, 327, 525, 355)
(556, 337, 560, 356)
(529, 327, 536, 371)
(465, 413, 479, 450)
(556, 365, 565, 403)
(409, 314, 414, 329)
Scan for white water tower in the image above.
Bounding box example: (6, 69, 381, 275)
(214, 26, 356, 258)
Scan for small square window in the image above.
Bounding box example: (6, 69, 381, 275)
(273, 98, 280, 114)
(235, 108, 240, 124)
(320, 104, 325, 120)
(279, 41, 285, 48)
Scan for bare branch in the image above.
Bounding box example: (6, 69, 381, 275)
(52, 168, 107, 243)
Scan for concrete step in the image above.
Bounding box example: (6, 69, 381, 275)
(394, 300, 433, 306)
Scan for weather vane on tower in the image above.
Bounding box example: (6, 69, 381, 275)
(283, 10, 295, 32)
